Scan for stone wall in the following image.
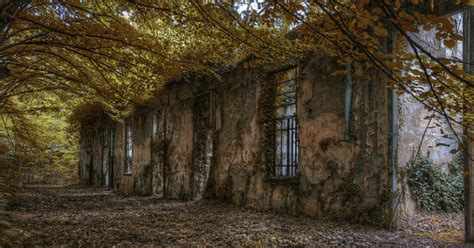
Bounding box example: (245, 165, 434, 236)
(398, 94, 461, 167)
(79, 54, 395, 226)
(161, 82, 194, 199)
(397, 93, 462, 215)
(211, 56, 392, 226)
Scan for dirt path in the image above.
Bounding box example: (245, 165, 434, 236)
(11, 185, 465, 247)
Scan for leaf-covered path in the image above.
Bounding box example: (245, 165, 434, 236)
(12, 185, 465, 246)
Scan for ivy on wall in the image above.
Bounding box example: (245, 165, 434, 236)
(407, 156, 463, 213)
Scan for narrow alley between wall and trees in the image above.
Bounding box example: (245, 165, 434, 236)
(1, 0, 474, 246)
(8, 185, 464, 246)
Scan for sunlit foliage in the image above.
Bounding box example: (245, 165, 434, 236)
(0, 0, 472, 182)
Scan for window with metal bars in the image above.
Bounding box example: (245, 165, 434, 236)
(124, 118, 133, 175)
(272, 67, 298, 177)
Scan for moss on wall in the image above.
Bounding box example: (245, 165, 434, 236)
(79, 54, 394, 226)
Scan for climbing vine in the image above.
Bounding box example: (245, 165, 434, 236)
(407, 155, 463, 213)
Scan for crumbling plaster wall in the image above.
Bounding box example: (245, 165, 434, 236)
(346, 67, 392, 225)
(90, 131, 102, 186)
(113, 121, 124, 191)
(213, 66, 264, 207)
(130, 112, 154, 195)
(150, 109, 165, 197)
(163, 87, 194, 199)
(79, 82, 203, 199)
(397, 93, 462, 215)
(213, 55, 393, 226)
(114, 110, 160, 195)
(398, 94, 461, 167)
(120, 80, 210, 199)
(78, 55, 394, 226)
(78, 128, 94, 185)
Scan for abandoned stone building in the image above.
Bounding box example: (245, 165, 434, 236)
(73, 2, 474, 241)
(78, 5, 467, 226)
(78, 50, 460, 227)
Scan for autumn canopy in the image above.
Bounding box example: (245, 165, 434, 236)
(0, 0, 471, 182)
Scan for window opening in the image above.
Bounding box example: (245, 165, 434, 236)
(124, 118, 133, 175)
(272, 67, 298, 177)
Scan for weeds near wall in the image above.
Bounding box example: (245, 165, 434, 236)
(407, 156, 463, 213)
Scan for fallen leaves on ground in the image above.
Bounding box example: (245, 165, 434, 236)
(10, 185, 467, 247)
(400, 211, 464, 244)
(0, 179, 31, 246)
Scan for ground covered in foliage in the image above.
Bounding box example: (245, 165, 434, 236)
(7, 185, 466, 246)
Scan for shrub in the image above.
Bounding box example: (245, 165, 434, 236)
(407, 155, 463, 213)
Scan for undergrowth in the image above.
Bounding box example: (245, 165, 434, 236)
(407, 155, 463, 213)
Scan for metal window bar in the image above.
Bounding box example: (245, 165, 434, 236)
(271, 67, 298, 177)
(273, 115, 297, 176)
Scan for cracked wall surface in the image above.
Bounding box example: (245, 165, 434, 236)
(79, 54, 395, 226)
(210, 55, 392, 225)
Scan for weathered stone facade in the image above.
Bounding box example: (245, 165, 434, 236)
(79, 54, 402, 226)
(76, 2, 472, 240)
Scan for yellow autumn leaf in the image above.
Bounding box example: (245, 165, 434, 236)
(444, 39, 456, 49)
(373, 26, 389, 36)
